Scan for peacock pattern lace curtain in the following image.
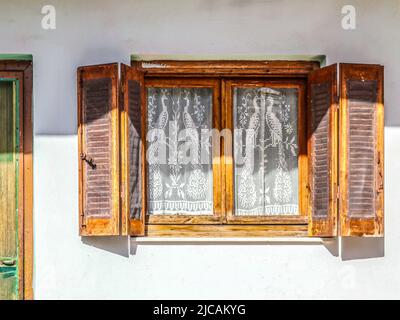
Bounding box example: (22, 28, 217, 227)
(233, 87, 299, 216)
(147, 87, 213, 215)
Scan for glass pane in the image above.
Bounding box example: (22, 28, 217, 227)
(147, 87, 213, 215)
(233, 87, 299, 216)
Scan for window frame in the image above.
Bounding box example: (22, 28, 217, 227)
(223, 79, 308, 225)
(144, 78, 223, 225)
(132, 60, 319, 237)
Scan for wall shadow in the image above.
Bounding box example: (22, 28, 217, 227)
(130, 237, 339, 257)
(79, 235, 385, 261)
(341, 237, 384, 261)
(322, 238, 339, 257)
(81, 236, 130, 258)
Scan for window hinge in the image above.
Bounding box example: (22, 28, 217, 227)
(81, 212, 87, 228)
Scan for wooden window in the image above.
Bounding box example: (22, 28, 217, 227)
(77, 60, 384, 238)
(144, 78, 223, 224)
(224, 80, 308, 225)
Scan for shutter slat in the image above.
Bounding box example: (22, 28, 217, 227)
(308, 64, 338, 237)
(339, 63, 384, 236)
(83, 78, 112, 218)
(348, 79, 377, 219)
(78, 63, 119, 236)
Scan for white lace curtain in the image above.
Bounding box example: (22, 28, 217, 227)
(233, 87, 299, 216)
(146, 86, 299, 216)
(147, 87, 213, 215)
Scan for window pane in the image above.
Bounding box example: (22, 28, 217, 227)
(233, 87, 299, 215)
(147, 87, 213, 215)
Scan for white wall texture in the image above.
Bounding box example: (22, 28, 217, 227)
(1, 0, 400, 299)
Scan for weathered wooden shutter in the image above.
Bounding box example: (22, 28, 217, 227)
(120, 64, 145, 236)
(308, 64, 338, 237)
(78, 63, 120, 236)
(339, 63, 384, 236)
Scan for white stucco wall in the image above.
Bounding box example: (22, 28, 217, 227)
(1, 0, 400, 299)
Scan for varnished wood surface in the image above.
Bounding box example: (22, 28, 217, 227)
(307, 64, 338, 237)
(78, 63, 120, 236)
(120, 65, 146, 236)
(146, 224, 308, 237)
(133, 60, 320, 78)
(339, 63, 384, 236)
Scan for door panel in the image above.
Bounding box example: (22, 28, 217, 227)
(0, 79, 19, 300)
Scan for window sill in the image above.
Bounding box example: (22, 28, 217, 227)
(131, 236, 333, 243)
(143, 224, 309, 238)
